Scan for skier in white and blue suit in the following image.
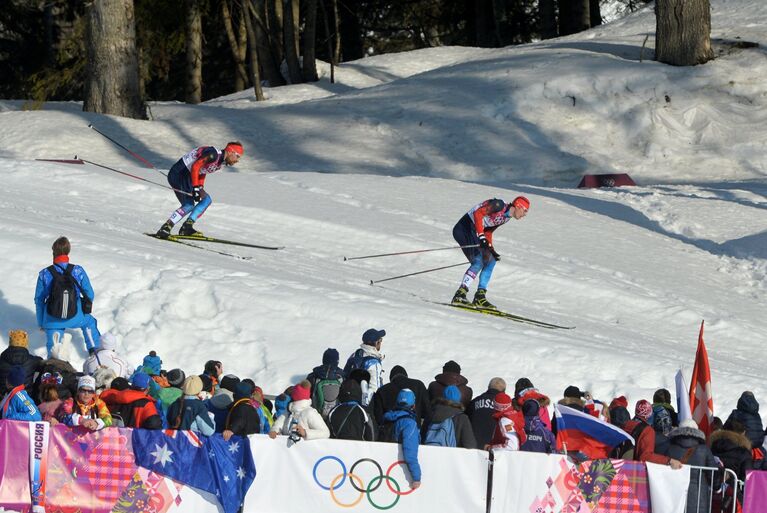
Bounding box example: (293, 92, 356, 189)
(155, 142, 244, 238)
(34, 236, 101, 357)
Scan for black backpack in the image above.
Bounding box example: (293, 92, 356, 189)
(46, 265, 78, 320)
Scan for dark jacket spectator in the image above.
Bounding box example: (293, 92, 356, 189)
(520, 399, 556, 454)
(557, 386, 587, 413)
(467, 377, 507, 448)
(223, 382, 261, 439)
(725, 392, 765, 449)
(328, 379, 376, 441)
(710, 420, 754, 481)
(100, 372, 162, 429)
(206, 388, 234, 434)
(0, 330, 43, 393)
(652, 405, 672, 455)
(372, 365, 431, 429)
(425, 385, 476, 449)
(306, 348, 344, 418)
(428, 360, 473, 408)
(167, 376, 215, 435)
(652, 388, 679, 427)
(667, 419, 718, 513)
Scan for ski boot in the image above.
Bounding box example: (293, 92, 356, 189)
(451, 285, 470, 305)
(179, 219, 203, 237)
(473, 288, 496, 310)
(155, 221, 173, 239)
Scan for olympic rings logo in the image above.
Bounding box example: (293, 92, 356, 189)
(313, 456, 417, 510)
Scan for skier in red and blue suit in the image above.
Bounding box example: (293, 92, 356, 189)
(156, 142, 244, 238)
(451, 196, 530, 309)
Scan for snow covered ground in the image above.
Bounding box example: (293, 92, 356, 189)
(0, 0, 765, 418)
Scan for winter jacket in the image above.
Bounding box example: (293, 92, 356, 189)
(343, 345, 384, 406)
(667, 425, 718, 513)
(328, 380, 376, 441)
(467, 388, 504, 448)
(60, 396, 112, 430)
(373, 373, 431, 429)
(0, 386, 42, 421)
(623, 419, 671, 465)
(167, 395, 215, 435)
(521, 415, 556, 454)
(515, 387, 552, 430)
(428, 372, 473, 409)
(38, 399, 66, 423)
(271, 399, 330, 440)
(206, 390, 234, 434)
(710, 429, 754, 480)
(725, 392, 765, 449)
(0, 346, 43, 391)
(34, 262, 95, 330)
(100, 388, 162, 429)
(225, 398, 261, 436)
(83, 349, 133, 379)
(384, 409, 421, 481)
(427, 400, 477, 449)
(489, 409, 527, 451)
(152, 386, 183, 419)
(652, 401, 679, 427)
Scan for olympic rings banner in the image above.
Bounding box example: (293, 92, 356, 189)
(244, 435, 490, 512)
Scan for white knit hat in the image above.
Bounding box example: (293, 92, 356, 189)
(77, 375, 96, 391)
(100, 332, 117, 351)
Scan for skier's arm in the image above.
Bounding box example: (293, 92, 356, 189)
(189, 148, 218, 187)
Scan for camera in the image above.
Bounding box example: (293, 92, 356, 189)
(288, 419, 301, 443)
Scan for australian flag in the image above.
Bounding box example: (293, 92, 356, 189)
(132, 429, 256, 513)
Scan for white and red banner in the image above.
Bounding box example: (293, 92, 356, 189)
(689, 320, 714, 436)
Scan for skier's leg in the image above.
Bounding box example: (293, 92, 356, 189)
(187, 193, 212, 222)
(80, 315, 101, 353)
(45, 329, 65, 357)
(477, 256, 496, 290)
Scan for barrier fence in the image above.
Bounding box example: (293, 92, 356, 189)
(0, 419, 759, 513)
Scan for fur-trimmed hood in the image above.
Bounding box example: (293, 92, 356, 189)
(669, 425, 706, 443)
(558, 396, 585, 409)
(709, 429, 752, 451)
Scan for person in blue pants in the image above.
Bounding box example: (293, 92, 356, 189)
(451, 196, 530, 309)
(34, 236, 101, 356)
(155, 142, 244, 238)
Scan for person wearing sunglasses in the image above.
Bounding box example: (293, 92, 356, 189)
(60, 375, 112, 431)
(451, 196, 530, 310)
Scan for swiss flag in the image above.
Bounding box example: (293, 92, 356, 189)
(689, 320, 714, 437)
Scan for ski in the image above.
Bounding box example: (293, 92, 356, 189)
(144, 233, 283, 250)
(439, 302, 575, 330)
(144, 233, 255, 259)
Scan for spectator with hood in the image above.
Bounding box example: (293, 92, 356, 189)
(428, 360, 473, 408)
(666, 419, 719, 513)
(306, 348, 344, 419)
(425, 385, 476, 449)
(372, 364, 431, 430)
(223, 381, 260, 441)
(520, 399, 556, 454)
(725, 391, 765, 450)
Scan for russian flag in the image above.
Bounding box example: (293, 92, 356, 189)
(554, 404, 634, 460)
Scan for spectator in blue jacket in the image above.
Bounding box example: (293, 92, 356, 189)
(167, 376, 215, 435)
(1, 367, 42, 421)
(383, 388, 421, 490)
(34, 237, 101, 356)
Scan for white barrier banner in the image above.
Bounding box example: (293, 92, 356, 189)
(647, 462, 690, 513)
(245, 434, 489, 513)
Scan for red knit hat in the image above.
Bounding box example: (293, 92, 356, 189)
(635, 399, 653, 423)
(494, 392, 513, 411)
(291, 383, 311, 402)
(609, 396, 628, 409)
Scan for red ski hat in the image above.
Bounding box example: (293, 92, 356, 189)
(511, 196, 530, 211)
(291, 382, 311, 402)
(494, 392, 513, 411)
(224, 142, 244, 156)
(609, 396, 629, 409)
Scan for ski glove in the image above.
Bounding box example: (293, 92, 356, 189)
(192, 186, 203, 203)
(478, 234, 489, 248)
(490, 247, 501, 261)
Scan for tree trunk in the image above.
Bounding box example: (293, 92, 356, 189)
(222, 1, 249, 91)
(83, 0, 145, 119)
(243, 1, 265, 100)
(655, 0, 714, 66)
(268, 0, 285, 67)
(331, 0, 341, 66)
(291, 0, 300, 57)
(474, 0, 497, 47)
(338, 0, 363, 60)
(283, 0, 302, 83)
(185, 0, 202, 104)
(589, 0, 603, 27)
(559, 0, 590, 36)
(539, 0, 558, 40)
(251, 0, 286, 86)
(302, 0, 318, 82)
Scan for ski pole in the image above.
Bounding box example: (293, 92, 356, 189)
(345, 244, 478, 261)
(370, 262, 466, 285)
(87, 124, 167, 176)
(81, 158, 192, 197)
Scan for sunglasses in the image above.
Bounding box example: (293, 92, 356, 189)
(41, 372, 63, 385)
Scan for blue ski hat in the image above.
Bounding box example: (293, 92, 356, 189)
(396, 388, 415, 409)
(443, 385, 461, 403)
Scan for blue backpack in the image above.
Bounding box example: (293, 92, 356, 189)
(423, 414, 459, 447)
